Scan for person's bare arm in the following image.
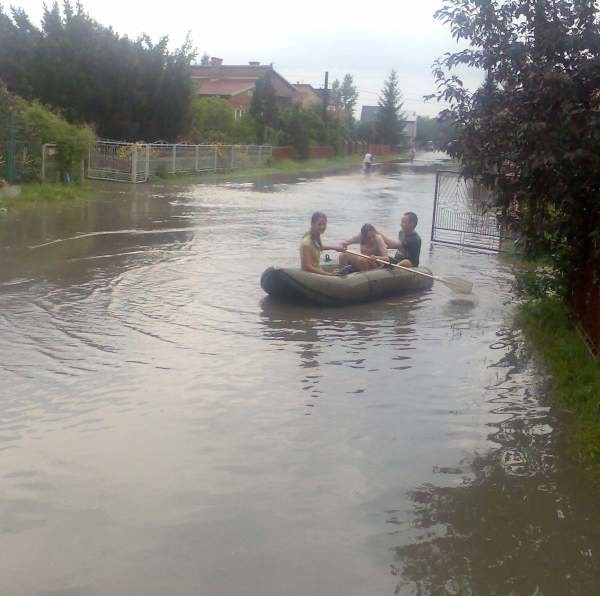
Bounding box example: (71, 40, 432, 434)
(300, 245, 336, 276)
(322, 243, 344, 252)
(340, 234, 360, 249)
(380, 232, 401, 250)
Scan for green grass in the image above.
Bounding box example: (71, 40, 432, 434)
(0, 182, 92, 208)
(155, 152, 408, 185)
(518, 298, 600, 467)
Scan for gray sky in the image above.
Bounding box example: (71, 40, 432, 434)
(11, 0, 481, 117)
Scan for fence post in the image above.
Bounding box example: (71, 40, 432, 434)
(195, 145, 199, 172)
(7, 112, 15, 184)
(172, 144, 177, 174)
(230, 145, 235, 170)
(145, 144, 150, 181)
(258, 145, 262, 167)
(430, 171, 441, 242)
(132, 144, 138, 183)
(41, 144, 46, 182)
(213, 146, 218, 171)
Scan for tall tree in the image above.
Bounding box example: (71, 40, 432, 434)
(249, 74, 278, 144)
(431, 0, 600, 332)
(339, 74, 358, 117)
(0, 2, 195, 140)
(376, 70, 405, 145)
(330, 79, 341, 107)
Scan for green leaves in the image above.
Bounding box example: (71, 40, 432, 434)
(0, 3, 194, 141)
(433, 0, 600, 307)
(376, 70, 405, 146)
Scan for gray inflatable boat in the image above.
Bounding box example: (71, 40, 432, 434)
(261, 265, 434, 306)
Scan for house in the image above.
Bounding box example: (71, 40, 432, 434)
(190, 58, 299, 119)
(402, 111, 418, 143)
(292, 83, 323, 109)
(360, 105, 380, 123)
(360, 106, 418, 144)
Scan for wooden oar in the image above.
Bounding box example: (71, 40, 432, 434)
(343, 249, 473, 294)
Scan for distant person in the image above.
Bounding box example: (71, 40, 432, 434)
(300, 212, 343, 276)
(338, 223, 389, 272)
(409, 146, 416, 161)
(362, 152, 374, 172)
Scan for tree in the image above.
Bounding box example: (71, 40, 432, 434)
(188, 97, 235, 142)
(356, 120, 377, 144)
(330, 79, 341, 108)
(0, 84, 94, 181)
(200, 52, 210, 66)
(0, 2, 196, 140)
(431, 0, 600, 329)
(339, 74, 358, 118)
(279, 104, 311, 159)
(249, 74, 278, 144)
(415, 115, 456, 150)
(376, 70, 405, 145)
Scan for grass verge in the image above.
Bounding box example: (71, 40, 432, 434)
(155, 153, 408, 185)
(518, 297, 600, 466)
(0, 182, 92, 208)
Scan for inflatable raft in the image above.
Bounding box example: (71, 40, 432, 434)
(261, 265, 434, 306)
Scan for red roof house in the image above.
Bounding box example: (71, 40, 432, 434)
(191, 58, 299, 119)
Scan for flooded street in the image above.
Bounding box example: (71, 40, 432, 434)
(1, 156, 599, 595)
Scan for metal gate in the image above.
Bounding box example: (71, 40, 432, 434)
(431, 170, 503, 252)
(87, 141, 273, 183)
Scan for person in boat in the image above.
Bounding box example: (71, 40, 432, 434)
(338, 223, 389, 272)
(341, 212, 421, 268)
(382, 212, 421, 267)
(362, 152, 374, 172)
(300, 212, 343, 276)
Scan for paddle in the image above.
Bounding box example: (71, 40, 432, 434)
(343, 249, 473, 294)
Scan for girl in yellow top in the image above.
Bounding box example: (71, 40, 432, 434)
(300, 212, 343, 276)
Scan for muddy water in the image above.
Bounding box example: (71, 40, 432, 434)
(0, 155, 598, 595)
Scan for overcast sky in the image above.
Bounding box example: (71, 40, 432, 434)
(11, 0, 481, 117)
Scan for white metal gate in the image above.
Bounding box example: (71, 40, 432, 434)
(87, 142, 273, 183)
(431, 171, 504, 252)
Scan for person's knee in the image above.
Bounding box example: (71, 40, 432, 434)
(398, 259, 412, 268)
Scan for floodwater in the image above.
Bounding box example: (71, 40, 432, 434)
(0, 153, 598, 596)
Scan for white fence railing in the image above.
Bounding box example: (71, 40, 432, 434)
(87, 142, 273, 183)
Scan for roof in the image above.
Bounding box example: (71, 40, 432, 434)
(190, 64, 298, 95)
(293, 84, 322, 103)
(195, 79, 255, 97)
(360, 105, 380, 122)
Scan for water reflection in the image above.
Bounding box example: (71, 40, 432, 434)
(392, 333, 600, 596)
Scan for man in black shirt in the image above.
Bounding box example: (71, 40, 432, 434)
(379, 212, 421, 267)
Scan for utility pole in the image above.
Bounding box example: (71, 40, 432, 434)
(322, 71, 329, 128)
